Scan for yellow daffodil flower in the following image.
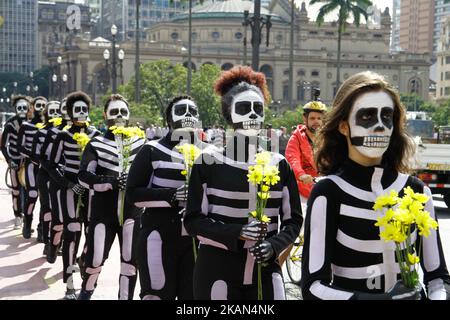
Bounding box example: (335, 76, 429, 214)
(257, 192, 270, 200)
(407, 253, 420, 265)
(261, 215, 271, 223)
(72, 132, 90, 152)
(35, 123, 45, 129)
(255, 151, 272, 165)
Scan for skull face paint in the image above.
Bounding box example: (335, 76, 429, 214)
(231, 90, 265, 135)
(105, 100, 129, 127)
(71, 100, 89, 122)
(171, 99, 199, 130)
(15, 99, 29, 118)
(61, 99, 70, 120)
(34, 99, 46, 112)
(47, 101, 61, 119)
(348, 91, 394, 158)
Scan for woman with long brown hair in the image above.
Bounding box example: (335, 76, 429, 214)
(301, 71, 450, 300)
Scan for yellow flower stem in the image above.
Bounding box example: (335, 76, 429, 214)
(395, 242, 408, 286)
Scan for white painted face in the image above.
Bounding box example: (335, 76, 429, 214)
(47, 101, 61, 119)
(34, 99, 46, 112)
(231, 90, 265, 136)
(15, 99, 29, 118)
(171, 99, 199, 129)
(348, 91, 395, 158)
(71, 100, 89, 122)
(106, 100, 129, 127)
(61, 100, 70, 120)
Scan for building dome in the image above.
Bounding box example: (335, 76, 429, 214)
(172, 0, 284, 22)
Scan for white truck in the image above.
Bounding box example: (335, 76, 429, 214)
(413, 126, 450, 208)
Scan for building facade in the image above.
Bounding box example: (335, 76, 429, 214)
(391, 0, 401, 53)
(52, 0, 431, 109)
(434, 0, 450, 54)
(399, 0, 435, 55)
(0, 0, 38, 74)
(38, 1, 91, 68)
(436, 16, 450, 102)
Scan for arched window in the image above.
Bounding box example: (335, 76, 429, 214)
(260, 64, 274, 95)
(221, 63, 234, 71)
(409, 78, 422, 94)
(297, 81, 310, 102)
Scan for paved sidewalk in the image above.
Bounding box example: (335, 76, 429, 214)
(0, 158, 139, 300)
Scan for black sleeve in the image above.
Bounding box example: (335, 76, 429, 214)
(30, 131, 41, 165)
(265, 159, 303, 262)
(184, 157, 243, 252)
(300, 179, 357, 300)
(1, 123, 12, 163)
(17, 124, 29, 158)
(39, 129, 54, 170)
(47, 132, 70, 188)
(78, 142, 117, 191)
(126, 143, 176, 207)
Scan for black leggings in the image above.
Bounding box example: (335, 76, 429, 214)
(23, 159, 39, 229)
(137, 212, 196, 300)
(37, 168, 51, 244)
(193, 245, 286, 300)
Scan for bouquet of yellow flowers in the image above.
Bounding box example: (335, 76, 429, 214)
(373, 186, 438, 288)
(48, 117, 62, 127)
(247, 151, 280, 300)
(110, 126, 145, 226)
(73, 132, 91, 218)
(175, 143, 202, 260)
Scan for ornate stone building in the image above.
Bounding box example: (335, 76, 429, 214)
(52, 0, 431, 109)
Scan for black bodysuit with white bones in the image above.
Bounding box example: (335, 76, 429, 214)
(1, 97, 30, 222)
(301, 159, 450, 300)
(48, 124, 100, 286)
(17, 97, 47, 237)
(1, 115, 26, 220)
(126, 132, 213, 300)
(78, 130, 144, 299)
(184, 135, 302, 300)
(30, 101, 61, 247)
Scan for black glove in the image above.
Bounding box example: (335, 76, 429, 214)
(117, 172, 128, 190)
(70, 183, 85, 196)
(353, 280, 421, 300)
(9, 161, 18, 170)
(240, 220, 268, 241)
(249, 241, 274, 263)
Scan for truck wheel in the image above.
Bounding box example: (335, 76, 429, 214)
(444, 193, 450, 209)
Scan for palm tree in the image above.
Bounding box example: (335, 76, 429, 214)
(309, 0, 372, 91)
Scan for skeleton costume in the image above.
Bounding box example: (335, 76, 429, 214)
(40, 98, 70, 263)
(301, 87, 450, 300)
(1, 96, 31, 228)
(17, 96, 48, 239)
(126, 96, 210, 300)
(47, 92, 100, 299)
(184, 67, 302, 300)
(77, 95, 144, 300)
(30, 101, 61, 251)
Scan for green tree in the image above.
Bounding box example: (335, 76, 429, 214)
(432, 102, 450, 126)
(116, 59, 222, 127)
(310, 0, 372, 89)
(265, 105, 304, 132)
(190, 63, 223, 127)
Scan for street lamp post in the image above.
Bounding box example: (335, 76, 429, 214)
(103, 27, 124, 95)
(13, 82, 17, 97)
(242, 0, 272, 71)
(111, 24, 118, 94)
(288, 0, 295, 109)
(29, 72, 34, 97)
(243, 10, 249, 66)
(57, 56, 63, 101)
(187, 0, 193, 95)
(52, 74, 58, 100)
(62, 74, 68, 98)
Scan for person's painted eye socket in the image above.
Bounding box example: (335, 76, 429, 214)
(235, 101, 252, 115)
(174, 104, 188, 116)
(109, 108, 119, 116)
(120, 108, 129, 116)
(188, 106, 198, 116)
(253, 102, 264, 116)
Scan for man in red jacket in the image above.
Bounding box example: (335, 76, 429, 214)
(285, 99, 327, 211)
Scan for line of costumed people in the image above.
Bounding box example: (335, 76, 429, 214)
(2, 66, 450, 300)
